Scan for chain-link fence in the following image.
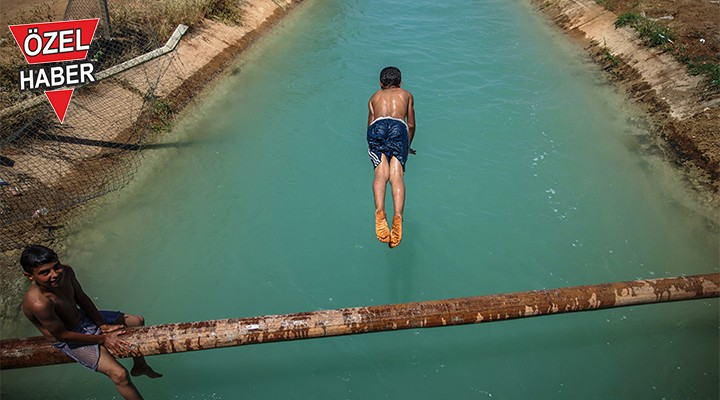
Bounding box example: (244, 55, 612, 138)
(0, 0, 244, 251)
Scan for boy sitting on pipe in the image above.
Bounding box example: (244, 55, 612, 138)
(20, 245, 161, 400)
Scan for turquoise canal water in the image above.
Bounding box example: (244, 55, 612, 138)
(2, 0, 719, 398)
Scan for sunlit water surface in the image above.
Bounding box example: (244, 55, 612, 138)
(2, 0, 718, 399)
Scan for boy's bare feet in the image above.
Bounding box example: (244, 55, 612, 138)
(375, 210, 390, 243)
(389, 215, 402, 248)
(131, 364, 163, 378)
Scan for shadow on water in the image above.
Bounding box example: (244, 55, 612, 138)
(385, 219, 421, 304)
(37, 134, 204, 151)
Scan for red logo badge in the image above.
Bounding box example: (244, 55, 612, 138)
(8, 19, 99, 123)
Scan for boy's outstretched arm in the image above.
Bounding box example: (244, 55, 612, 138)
(367, 99, 375, 126)
(407, 93, 416, 153)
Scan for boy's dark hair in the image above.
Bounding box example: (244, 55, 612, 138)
(20, 245, 59, 273)
(380, 66, 402, 87)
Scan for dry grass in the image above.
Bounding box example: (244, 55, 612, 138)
(0, 3, 57, 109)
(0, 0, 244, 109)
(111, 0, 243, 42)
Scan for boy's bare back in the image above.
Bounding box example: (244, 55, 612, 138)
(368, 87, 415, 127)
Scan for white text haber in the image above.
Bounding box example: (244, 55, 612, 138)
(19, 62, 95, 91)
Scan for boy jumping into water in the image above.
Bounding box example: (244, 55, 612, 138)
(20, 245, 161, 400)
(367, 66, 416, 248)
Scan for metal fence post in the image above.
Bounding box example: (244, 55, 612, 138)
(98, 0, 111, 34)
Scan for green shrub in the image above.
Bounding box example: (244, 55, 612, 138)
(615, 12, 674, 48)
(615, 11, 719, 92)
(688, 60, 720, 92)
(603, 48, 620, 68)
(614, 12, 642, 28)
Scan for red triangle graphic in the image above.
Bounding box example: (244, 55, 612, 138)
(45, 89, 75, 123)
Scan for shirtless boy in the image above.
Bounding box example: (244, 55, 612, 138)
(367, 66, 416, 248)
(20, 245, 161, 400)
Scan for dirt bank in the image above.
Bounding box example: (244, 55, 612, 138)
(530, 0, 719, 205)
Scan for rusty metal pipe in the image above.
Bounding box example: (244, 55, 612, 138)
(2, 273, 718, 369)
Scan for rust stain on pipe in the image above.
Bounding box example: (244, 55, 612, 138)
(2, 274, 718, 369)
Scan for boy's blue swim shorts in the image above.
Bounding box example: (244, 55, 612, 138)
(367, 117, 409, 171)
